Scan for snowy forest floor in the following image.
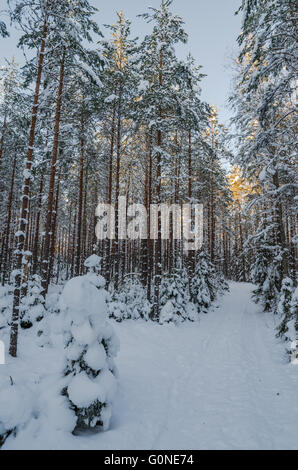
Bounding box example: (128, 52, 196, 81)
(3, 282, 298, 450)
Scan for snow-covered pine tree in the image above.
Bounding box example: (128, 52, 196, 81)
(201, 107, 231, 267)
(60, 255, 119, 431)
(172, 54, 209, 284)
(136, 0, 188, 318)
(7, 0, 104, 357)
(0, 60, 29, 286)
(7, 0, 52, 357)
(39, 0, 103, 295)
(231, 0, 298, 312)
(99, 12, 139, 288)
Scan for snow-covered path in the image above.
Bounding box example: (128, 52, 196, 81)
(96, 282, 298, 451)
(5, 282, 298, 450)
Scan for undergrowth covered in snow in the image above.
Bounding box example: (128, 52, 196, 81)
(0, 255, 119, 448)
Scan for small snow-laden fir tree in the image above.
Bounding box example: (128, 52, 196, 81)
(276, 285, 298, 362)
(19, 274, 46, 329)
(159, 267, 198, 325)
(277, 278, 295, 339)
(290, 288, 298, 344)
(60, 255, 119, 432)
(109, 277, 152, 322)
(216, 270, 229, 295)
(191, 251, 225, 313)
(251, 237, 281, 313)
(253, 263, 280, 313)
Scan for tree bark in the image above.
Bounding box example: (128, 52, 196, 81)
(153, 51, 163, 319)
(1, 152, 17, 285)
(75, 113, 85, 276)
(32, 173, 44, 275)
(113, 82, 123, 290)
(10, 12, 48, 357)
(41, 48, 65, 295)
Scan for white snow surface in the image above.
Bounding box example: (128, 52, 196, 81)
(1, 282, 298, 450)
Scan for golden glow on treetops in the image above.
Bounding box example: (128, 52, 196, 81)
(228, 166, 255, 206)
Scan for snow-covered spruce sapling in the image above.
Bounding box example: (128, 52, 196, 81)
(251, 242, 280, 313)
(60, 255, 119, 431)
(276, 285, 298, 362)
(191, 251, 221, 313)
(20, 274, 46, 329)
(159, 268, 198, 324)
(277, 278, 295, 339)
(109, 277, 152, 321)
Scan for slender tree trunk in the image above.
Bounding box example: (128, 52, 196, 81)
(71, 208, 77, 279)
(41, 48, 65, 295)
(113, 83, 123, 290)
(75, 113, 85, 276)
(187, 130, 195, 293)
(210, 156, 215, 264)
(47, 170, 61, 286)
(273, 171, 288, 281)
(104, 98, 116, 283)
(1, 152, 17, 285)
(147, 133, 153, 303)
(32, 173, 44, 274)
(82, 167, 88, 266)
(10, 13, 48, 357)
(237, 202, 246, 281)
(66, 205, 72, 280)
(153, 52, 163, 319)
(141, 140, 149, 287)
(0, 112, 7, 171)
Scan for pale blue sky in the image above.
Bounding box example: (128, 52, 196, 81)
(0, 0, 242, 124)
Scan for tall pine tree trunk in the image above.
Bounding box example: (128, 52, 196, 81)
(10, 13, 48, 357)
(210, 155, 215, 264)
(153, 52, 163, 318)
(147, 132, 153, 303)
(104, 93, 116, 282)
(47, 170, 61, 286)
(75, 114, 85, 276)
(1, 152, 17, 285)
(0, 112, 7, 171)
(42, 48, 65, 295)
(32, 173, 44, 274)
(187, 130, 195, 293)
(113, 83, 123, 290)
(273, 171, 288, 281)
